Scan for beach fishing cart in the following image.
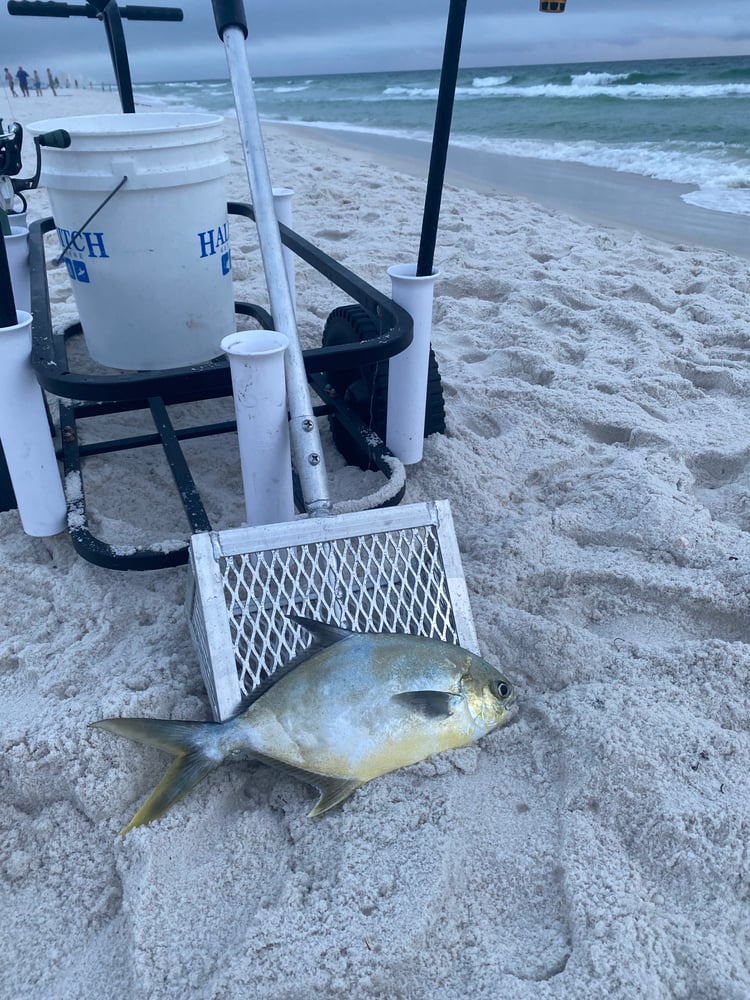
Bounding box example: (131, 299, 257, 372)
(5, 0, 564, 718)
(8, 0, 430, 570)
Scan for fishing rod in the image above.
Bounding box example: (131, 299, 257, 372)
(7, 0, 184, 112)
(417, 0, 568, 277)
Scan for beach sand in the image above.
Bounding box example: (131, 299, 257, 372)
(2, 88, 750, 998)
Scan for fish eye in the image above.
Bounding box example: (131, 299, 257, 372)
(495, 680, 512, 699)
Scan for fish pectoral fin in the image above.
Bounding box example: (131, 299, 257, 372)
(251, 752, 362, 818)
(391, 690, 456, 719)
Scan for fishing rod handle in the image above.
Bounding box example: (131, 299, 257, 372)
(417, 0, 467, 277)
(118, 4, 183, 21)
(8, 0, 182, 17)
(211, 0, 247, 39)
(37, 130, 71, 149)
(7, 1, 77, 17)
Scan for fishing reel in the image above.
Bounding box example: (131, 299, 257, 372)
(0, 121, 25, 217)
(0, 120, 71, 218)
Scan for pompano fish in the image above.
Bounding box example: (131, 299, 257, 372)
(92, 615, 517, 834)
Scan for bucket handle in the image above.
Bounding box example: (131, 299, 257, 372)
(55, 174, 128, 264)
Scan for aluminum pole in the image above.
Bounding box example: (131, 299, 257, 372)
(221, 24, 332, 516)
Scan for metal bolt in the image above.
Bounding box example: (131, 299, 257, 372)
(301, 418, 314, 432)
(308, 453, 321, 466)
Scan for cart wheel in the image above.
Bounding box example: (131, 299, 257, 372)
(322, 304, 445, 470)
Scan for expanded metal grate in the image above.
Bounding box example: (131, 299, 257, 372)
(188, 500, 478, 721)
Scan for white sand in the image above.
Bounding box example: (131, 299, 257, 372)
(2, 89, 750, 998)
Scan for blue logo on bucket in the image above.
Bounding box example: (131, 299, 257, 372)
(221, 250, 231, 275)
(198, 222, 230, 260)
(56, 227, 109, 259)
(65, 258, 90, 283)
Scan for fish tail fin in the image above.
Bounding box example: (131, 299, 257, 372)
(91, 718, 224, 835)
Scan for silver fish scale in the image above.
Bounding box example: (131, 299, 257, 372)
(188, 500, 479, 721)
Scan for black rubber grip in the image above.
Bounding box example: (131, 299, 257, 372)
(7, 1, 75, 18)
(36, 129, 72, 148)
(8, 0, 183, 20)
(211, 0, 248, 39)
(119, 5, 183, 21)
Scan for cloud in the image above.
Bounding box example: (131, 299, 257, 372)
(2, 0, 748, 83)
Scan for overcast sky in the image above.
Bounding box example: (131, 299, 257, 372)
(3, 0, 748, 84)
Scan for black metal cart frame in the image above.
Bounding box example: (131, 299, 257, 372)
(29, 204, 413, 569)
(6, 0, 490, 569)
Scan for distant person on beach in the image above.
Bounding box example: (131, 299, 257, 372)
(33, 70, 42, 96)
(16, 66, 29, 96)
(4, 68, 16, 96)
(46, 68, 57, 96)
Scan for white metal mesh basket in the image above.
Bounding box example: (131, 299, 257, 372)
(187, 499, 478, 720)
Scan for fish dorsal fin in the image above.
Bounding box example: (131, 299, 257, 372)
(286, 614, 357, 648)
(238, 615, 357, 713)
(250, 751, 362, 817)
(391, 690, 456, 719)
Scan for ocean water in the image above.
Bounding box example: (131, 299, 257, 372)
(133, 54, 750, 216)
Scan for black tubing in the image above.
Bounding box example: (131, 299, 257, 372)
(416, 0, 467, 277)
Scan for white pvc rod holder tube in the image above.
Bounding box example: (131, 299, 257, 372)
(386, 263, 440, 465)
(0, 311, 67, 536)
(221, 330, 294, 527)
(5, 227, 30, 315)
(273, 187, 295, 313)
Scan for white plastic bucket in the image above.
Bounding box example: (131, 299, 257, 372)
(29, 113, 235, 371)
